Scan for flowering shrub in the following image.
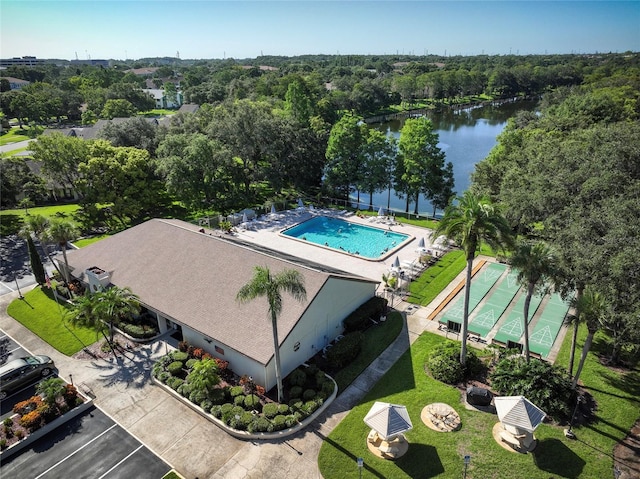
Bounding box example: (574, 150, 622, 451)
(153, 343, 335, 434)
(192, 348, 204, 359)
(13, 396, 44, 416)
(19, 410, 43, 432)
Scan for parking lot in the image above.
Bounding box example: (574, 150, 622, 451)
(1, 331, 49, 417)
(0, 330, 172, 478)
(0, 407, 172, 479)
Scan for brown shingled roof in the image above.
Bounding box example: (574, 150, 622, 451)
(64, 219, 368, 365)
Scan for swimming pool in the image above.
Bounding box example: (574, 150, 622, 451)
(281, 216, 411, 260)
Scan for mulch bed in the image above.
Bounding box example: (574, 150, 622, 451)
(71, 333, 140, 361)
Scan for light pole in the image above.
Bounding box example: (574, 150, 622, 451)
(564, 394, 584, 439)
(357, 457, 363, 479)
(463, 455, 471, 479)
(14, 276, 24, 299)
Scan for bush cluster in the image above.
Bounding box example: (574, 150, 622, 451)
(425, 341, 484, 384)
(343, 296, 388, 332)
(490, 356, 573, 421)
(326, 332, 364, 369)
(152, 349, 335, 435)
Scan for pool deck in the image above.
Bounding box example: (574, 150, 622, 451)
(231, 208, 433, 287)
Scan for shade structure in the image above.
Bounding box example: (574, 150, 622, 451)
(297, 198, 304, 208)
(495, 396, 546, 433)
(364, 402, 413, 440)
(392, 256, 400, 269)
(378, 207, 385, 216)
(417, 237, 425, 248)
(270, 204, 276, 214)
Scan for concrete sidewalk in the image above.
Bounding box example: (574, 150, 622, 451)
(0, 280, 452, 479)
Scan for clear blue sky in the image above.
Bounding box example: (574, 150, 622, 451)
(2, 1, 639, 60)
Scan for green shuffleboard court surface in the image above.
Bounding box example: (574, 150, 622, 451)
(439, 262, 507, 327)
(468, 269, 520, 338)
(492, 290, 545, 345)
(529, 292, 571, 358)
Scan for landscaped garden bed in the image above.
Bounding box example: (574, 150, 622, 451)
(151, 341, 337, 437)
(0, 378, 92, 460)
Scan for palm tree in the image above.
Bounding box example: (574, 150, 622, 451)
(510, 240, 557, 362)
(564, 285, 584, 378)
(95, 286, 141, 342)
(236, 266, 306, 403)
(67, 286, 140, 345)
(570, 286, 608, 389)
(36, 377, 67, 408)
(43, 218, 79, 284)
(434, 191, 514, 365)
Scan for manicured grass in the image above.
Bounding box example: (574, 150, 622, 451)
(73, 234, 110, 248)
(0, 203, 81, 236)
(318, 330, 639, 478)
(0, 128, 30, 145)
(139, 109, 175, 117)
(333, 311, 404, 393)
(2, 146, 29, 156)
(7, 287, 100, 356)
(162, 471, 184, 479)
(406, 250, 466, 306)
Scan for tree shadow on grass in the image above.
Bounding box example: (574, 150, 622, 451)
(532, 438, 586, 478)
(596, 368, 640, 403)
(395, 443, 444, 478)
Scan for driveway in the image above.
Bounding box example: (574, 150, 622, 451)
(0, 138, 33, 154)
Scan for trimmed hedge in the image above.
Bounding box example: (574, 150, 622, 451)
(326, 331, 364, 369)
(343, 296, 388, 332)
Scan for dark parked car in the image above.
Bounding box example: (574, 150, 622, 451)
(0, 355, 55, 399)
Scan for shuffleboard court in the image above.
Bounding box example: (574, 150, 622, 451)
(439, 262, 507, 328)
(529, 293, 571, 358)
(468, 269, 520, 338)
(492, 290, 545, 346)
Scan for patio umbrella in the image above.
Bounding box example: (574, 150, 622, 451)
(392, 256, 400, 269)
(297, 198, 304, 208)
(417, 237, 425, 248)
(495, 396, 546, 433)
(309, 204, 315, 211)
(378, 207, 385, 216)
(270, 204, 276, 215)
(364, 402, 413, 440)
(242, 212, 248, 224)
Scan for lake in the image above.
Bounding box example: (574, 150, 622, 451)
(353, 100, 537, 216)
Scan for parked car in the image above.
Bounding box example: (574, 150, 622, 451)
(0, 355, 55, 399)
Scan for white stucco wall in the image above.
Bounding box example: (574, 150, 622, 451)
(158, 276, 375, 393)
(266, 277, 376, 389)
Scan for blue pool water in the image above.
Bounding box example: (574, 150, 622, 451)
(281, 216, 410, 260)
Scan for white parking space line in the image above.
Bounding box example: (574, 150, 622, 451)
(34, 424, 117, 479)
(96, 445, 143, 479)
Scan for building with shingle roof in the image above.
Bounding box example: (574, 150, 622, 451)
(60, 218, 378, 391)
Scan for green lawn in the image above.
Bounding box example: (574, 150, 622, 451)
(407, 250, 466, 306)
(0, 128, 30, 145)
(333, 312, 404, 393)
(318, 329, 639, 479)
(7, 287, 100, 356)
(73, 234, 110, 248)
(0, 203, 81, 236)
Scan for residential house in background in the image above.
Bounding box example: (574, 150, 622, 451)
(142, 88, 183, 109)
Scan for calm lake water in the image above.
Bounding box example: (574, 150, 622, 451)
(354, 100, 537, 216)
